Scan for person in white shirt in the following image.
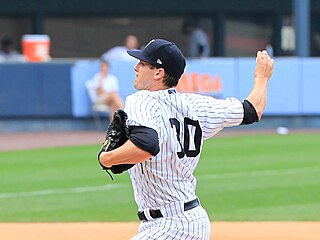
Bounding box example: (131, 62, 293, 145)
(101, 35, 139, 62)
(0, 37, 26, 63)
(86, 59, 124, 121)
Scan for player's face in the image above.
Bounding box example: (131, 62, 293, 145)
(133, 61, 158, 90)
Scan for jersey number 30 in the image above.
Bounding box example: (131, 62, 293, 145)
(169, 117, 202, 158)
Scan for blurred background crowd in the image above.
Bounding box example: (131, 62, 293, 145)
(0, 0, 318, 61)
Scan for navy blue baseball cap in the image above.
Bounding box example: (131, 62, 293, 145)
(127, 39, 186, 79)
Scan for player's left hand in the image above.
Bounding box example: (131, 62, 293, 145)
(98, 109, 135, 177)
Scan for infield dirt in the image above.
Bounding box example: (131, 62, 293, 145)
(1, 222, 320, 240)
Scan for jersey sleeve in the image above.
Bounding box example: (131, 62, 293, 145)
(124, 91, 160, 132)
(190, 94, 244, 140)
(125, 91, 168, 149)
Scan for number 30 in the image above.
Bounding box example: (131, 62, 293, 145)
(169, 117, 202, 158)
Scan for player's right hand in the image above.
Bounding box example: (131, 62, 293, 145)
(254, 50, 274, 81)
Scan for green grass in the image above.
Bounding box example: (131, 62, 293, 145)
(195, 133, 320, 221)
(0, 133, 319, 222)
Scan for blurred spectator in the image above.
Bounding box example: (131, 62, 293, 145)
(182, 20, 211, 58)
(101, 35, 139, 62)
(0, 36, 26, 63)
(86, 58, 124, 121)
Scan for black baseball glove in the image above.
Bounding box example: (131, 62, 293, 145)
(98, 109, 135, 178)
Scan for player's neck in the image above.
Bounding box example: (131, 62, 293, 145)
(145, 81, 168, 91)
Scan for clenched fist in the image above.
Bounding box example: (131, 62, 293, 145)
(254, 50, 274, 81)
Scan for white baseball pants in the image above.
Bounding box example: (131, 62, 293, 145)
(131, 206, 211, 240)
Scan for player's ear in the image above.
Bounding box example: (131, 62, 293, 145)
(154, 68, 166, 80)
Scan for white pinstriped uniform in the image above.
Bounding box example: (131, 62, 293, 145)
(125, 88, 244, 240)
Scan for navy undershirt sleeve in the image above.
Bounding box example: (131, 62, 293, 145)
(129, 126, 160, 156)
(241, 99, 259, 125)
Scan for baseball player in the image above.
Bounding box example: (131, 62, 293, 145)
(99, 39, 274, 239)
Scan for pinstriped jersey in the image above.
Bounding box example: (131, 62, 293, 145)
(124, 88, 243, 211)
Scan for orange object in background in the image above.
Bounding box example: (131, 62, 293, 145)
(22, 34, 51, 62)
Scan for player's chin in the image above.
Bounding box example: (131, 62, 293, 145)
(133, 79, 140, 90)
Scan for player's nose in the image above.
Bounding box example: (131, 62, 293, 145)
(134, 63, 139, 72)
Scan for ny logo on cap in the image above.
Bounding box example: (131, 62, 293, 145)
(157, 59, 162, 64)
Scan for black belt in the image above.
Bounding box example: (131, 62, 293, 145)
(137, 198, 200, 221)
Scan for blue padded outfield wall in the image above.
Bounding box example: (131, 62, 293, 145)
(0, 63, 73, 117)
(72, 57, 320, 116)
(0, 58, 320, 118)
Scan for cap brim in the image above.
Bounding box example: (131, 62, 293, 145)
(127, 50, 152, 64)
